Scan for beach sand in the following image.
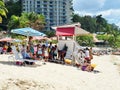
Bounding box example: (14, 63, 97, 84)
(0, 54, 120, 90)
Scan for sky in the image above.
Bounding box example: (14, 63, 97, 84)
(73, 0, 120, 27)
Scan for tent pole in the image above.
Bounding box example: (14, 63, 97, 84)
(73, 35, 76, 41)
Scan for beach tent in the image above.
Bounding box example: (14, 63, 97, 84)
(52, 23, 90, 60)
(56, 26, 90, 36)
(52, 22, 90, 36)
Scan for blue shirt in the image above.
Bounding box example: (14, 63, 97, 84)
(22, 52, 30, 59)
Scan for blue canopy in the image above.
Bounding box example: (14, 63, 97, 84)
(11, 27, 46, 36)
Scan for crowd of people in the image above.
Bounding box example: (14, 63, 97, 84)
(0, 43, 12, 54)
(17, 42, 95, 72)
(18, 42, 60, 65)
(0, 40, 95, 72)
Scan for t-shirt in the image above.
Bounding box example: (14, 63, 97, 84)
(38, 48, 42, 54)
(30, 46, 34, 54)
(22, 52, 30, 59)
(85, 50, 90, 57)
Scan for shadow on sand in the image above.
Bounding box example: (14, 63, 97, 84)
(0, 61, 42, 68)
(0, 61, 15, 66)
(92, 70, 101, 74)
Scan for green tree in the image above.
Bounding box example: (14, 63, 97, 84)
(71, 14, 81, 22)
(5, 0, 22, 19)
(108, 35, 120, 48)
(96, 34, 109, 41)
(0, 0, 8, 23)
(108, 27, 120, 48)
(81, 15, 96, 33)
(96, 14, 107, 32)
(72, 14, 111, 33)
(8, 12, 46, 31)
(76, 35, 94, 47)
(72, 14, 97, 33)
(0, 0, 21, 31)
(96, 28, 120, 48)
(44, 30, 55, 38)
(8, 15, 20, 29)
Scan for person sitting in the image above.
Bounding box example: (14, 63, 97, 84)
(81, 60, 94, 72)
(22, 50, 31, 59)
(29, 44, 34, 55)
(21, 47, 36, 65)
(37, 45, 43, 59)
(2, 45, 7, 54)
(89, 47, 93, 61)
(44, 46, 49, 62)
(84, 47, 91, 63)
(49, 47, 55, 60)
(54, 45, 58, 59)
(7, 45, 12, 53)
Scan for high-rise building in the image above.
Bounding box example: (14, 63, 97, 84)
(22, 0, 73, 30)
(4, 0, 19, 2)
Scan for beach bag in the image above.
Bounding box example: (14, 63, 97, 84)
(65, 59, 72, 64)
(91, 64, 97, 68)
(16, 61, 23, 66)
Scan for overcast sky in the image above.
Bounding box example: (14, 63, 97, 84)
(73, 0, 120, 27)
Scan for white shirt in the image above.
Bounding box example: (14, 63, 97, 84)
(85, 50, 90, 57)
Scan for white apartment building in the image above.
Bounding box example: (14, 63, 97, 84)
(22, 0, 73, 30)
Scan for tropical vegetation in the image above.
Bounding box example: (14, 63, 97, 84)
(76, 35, 94, 47)
(72, 14, 120, 48)
(8, 12, 46, 31)
(0, 0, 8, 23)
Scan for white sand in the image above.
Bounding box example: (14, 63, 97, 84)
(0, 54, 120, 90)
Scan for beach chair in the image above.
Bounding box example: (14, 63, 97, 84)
(8, 46, 40, 66)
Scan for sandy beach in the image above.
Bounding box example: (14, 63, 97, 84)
(0, 54, 120, 90)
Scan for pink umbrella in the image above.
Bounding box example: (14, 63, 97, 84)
(32, 36, 51, 41)
(0, 37, 13, 42)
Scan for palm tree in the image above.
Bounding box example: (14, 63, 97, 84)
(8, 15, 20, 29)
(96, 14, 107, 32)
(8, 12, 46, 31)
(22, 12, 46, 31)
(0, 0, 8, 23)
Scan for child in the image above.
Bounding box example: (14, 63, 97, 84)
(44, 47, 49, 62)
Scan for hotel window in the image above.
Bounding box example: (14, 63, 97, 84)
(37, 1, 40, 4)
(37, 5, 40, 8)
